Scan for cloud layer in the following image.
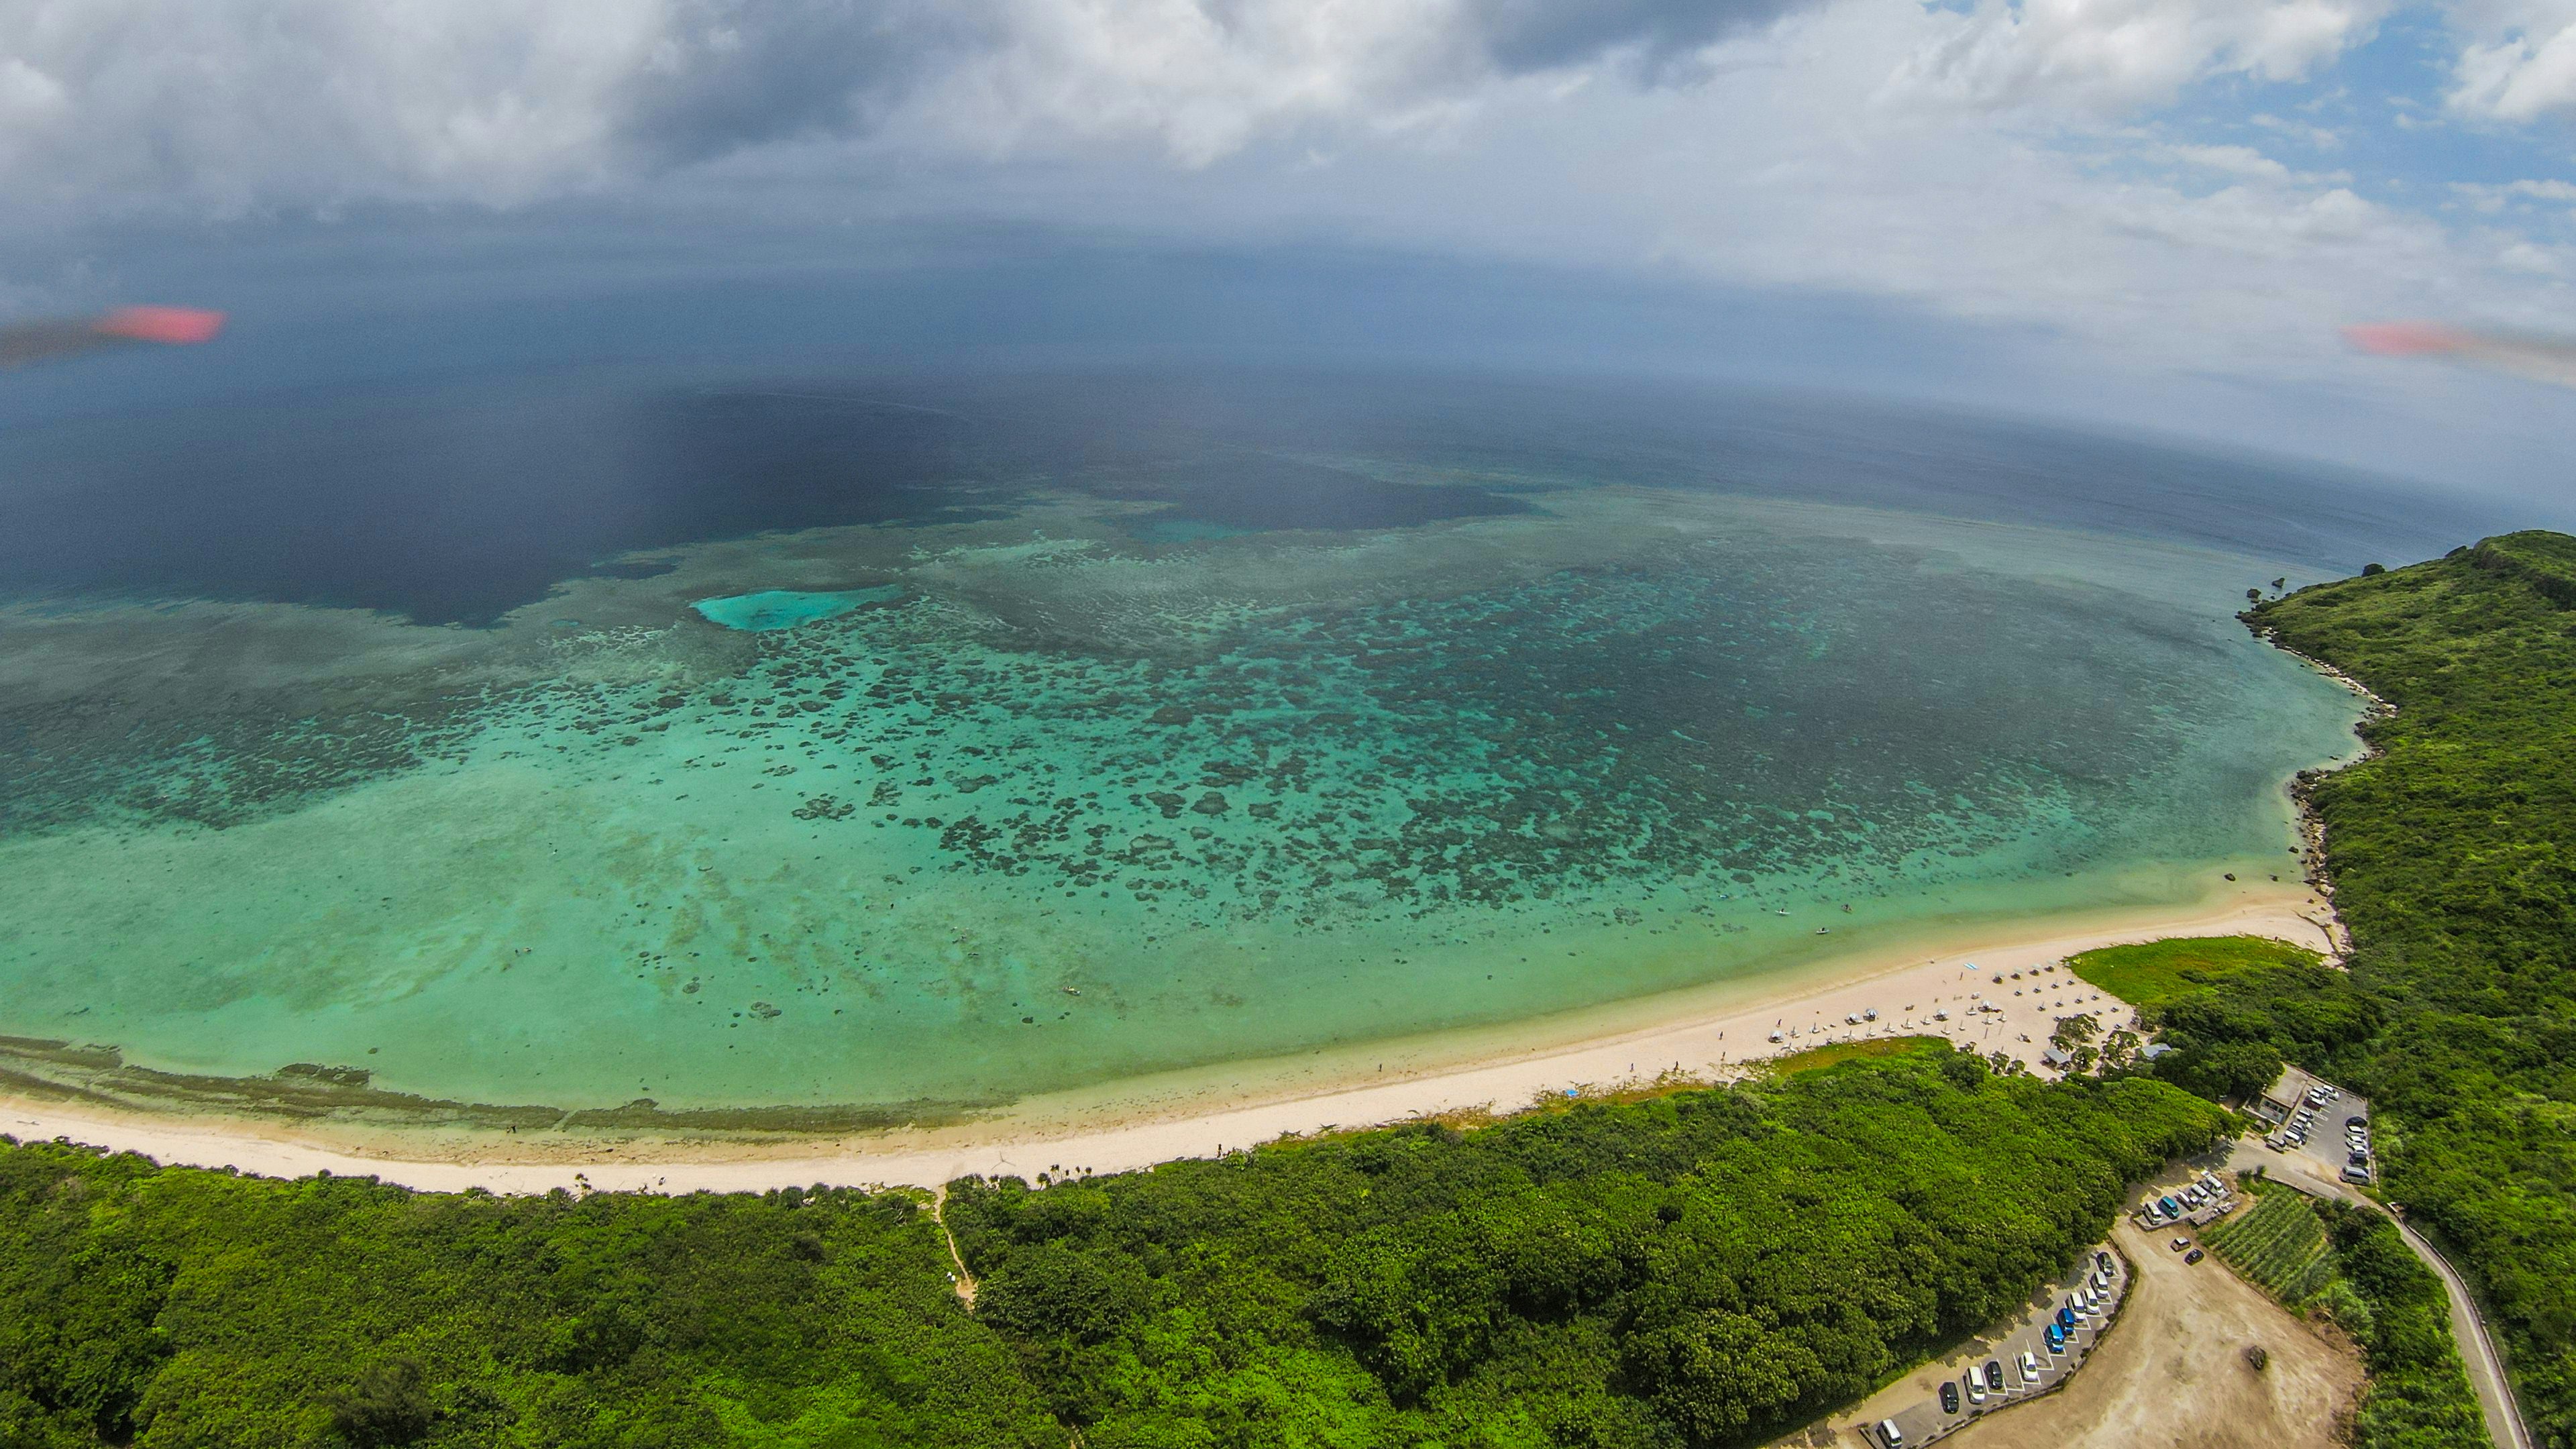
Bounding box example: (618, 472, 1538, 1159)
(8, 0, 2576, 465)
(0, 0, 1822, 213)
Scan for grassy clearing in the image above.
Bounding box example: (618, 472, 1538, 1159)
(1760, 1034, 1950, 1077)
(2066, 935, 2325, 1009)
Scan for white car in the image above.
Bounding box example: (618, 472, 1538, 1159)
(2019, 1351, 2044, 1384)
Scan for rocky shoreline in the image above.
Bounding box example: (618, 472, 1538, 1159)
(2245, 619, 2390, 959)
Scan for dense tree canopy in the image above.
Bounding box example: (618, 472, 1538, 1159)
(2204, 534, 2576, 1447)
(0, 1051, 2227, 1447)
(942, 1053, 2229, 1446)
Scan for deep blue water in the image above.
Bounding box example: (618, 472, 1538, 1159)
(0, 367, 2504, 625)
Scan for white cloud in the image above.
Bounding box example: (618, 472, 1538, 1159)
(2450, 0, 2576, 119)
(2447, 176, 2576, 217)
(2249, 111, 2343, 148)
(0, 2, 695, 213)
(0, 0, 1817, 222)
(1883, 0, 2388, 116)
(901, 0, 1474, 167)
(4, 0, 2573, 412)
(2167, 143, 2293, 179)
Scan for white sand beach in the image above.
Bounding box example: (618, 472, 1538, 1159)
(1, 883, 2334, 1196)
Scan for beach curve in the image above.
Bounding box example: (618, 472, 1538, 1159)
(2, 882, 2332, 1196)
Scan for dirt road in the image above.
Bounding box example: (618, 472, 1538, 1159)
(1939, 1210, 2361, 1449)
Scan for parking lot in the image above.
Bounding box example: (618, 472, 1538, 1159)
(1818, 1239, 2130, 1448)
(2253, 1065, 2372, 1186)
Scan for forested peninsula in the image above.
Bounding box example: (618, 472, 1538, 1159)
(7, 531, 2573, 1448)
(2183, 531, 2576, 1448)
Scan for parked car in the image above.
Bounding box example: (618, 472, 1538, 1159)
(2094, 1251, 2112, 1272)
(1964, 1371, 1986, 1405)
(1941, 1381, 1960, 1414)
(2343, 1165, 2373, 1184)
(2019, 1351, 2043, 1383)
(2045, 1324, 2068, 1354)
(2171, 1237, 2191, 1251)
(1878, 1418, 1906, 1448)
(1984, 1361, 2004, 1393)
(2184, 1248, 2204, 1265)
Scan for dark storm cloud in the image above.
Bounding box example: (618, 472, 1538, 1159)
(612, 0, 1813, 170)
(610, 1, 998, 168)
(0, 0, 1830, 227)
(1463, 0, 1815, 73)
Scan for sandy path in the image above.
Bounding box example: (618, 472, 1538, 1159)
(1937, 1187, 2361, 1449)
(2, 892, 2327, 1195)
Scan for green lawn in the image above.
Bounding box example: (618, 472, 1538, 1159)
(1760, 1034, 1949, 1077)
(2066, 934, 2324, 1009)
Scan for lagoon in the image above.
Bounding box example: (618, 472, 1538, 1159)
(0, 370, 2457, 1124)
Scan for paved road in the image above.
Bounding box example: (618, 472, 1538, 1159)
(2224, 1140, 2532, 1449)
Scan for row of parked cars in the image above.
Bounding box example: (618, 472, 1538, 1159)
(1877, 1251, 2119, 1446)
(2340, 1114, 2373, 1183)
(2137, 1171, 2231, 1227)
(2277, 1082, 2339, 1150)
(2273, 1082, 2375, 1183)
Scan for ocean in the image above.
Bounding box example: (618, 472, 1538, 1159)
(0, 367, 2480, 1121)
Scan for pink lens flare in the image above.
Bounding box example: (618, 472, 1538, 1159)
(2342, 321, 2468, 357)
(93, 306, 227, 345)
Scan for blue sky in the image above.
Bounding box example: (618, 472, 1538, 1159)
(7, 0, 2576, 504)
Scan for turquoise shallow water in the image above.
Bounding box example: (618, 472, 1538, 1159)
(0, 480, 2363, 1117)
(692, 587, 905, 632)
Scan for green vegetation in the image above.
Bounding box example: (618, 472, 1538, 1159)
(2152, 532, 2576, 1446)
(2204, 1182, 2337, 1305)
(2203, 1179, 2486, 1449)
(2068, 935, 2326, 1010)
(0, 1147, 1063, 1448)
(2329, 1201, 2492, 1449)
(2068, 934, 2379, 1104)
(1756, 1034, 1948, 1077)
(943, 1052, 2224, 1446)
(0, 1049, 2230, 1447)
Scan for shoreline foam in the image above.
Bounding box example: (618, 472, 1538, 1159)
(1, 879, 2330, 1195)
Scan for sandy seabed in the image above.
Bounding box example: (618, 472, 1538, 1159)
(2, 880, 2332, 1196)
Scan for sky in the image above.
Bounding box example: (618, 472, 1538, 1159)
(7, 0, 2576, 504)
